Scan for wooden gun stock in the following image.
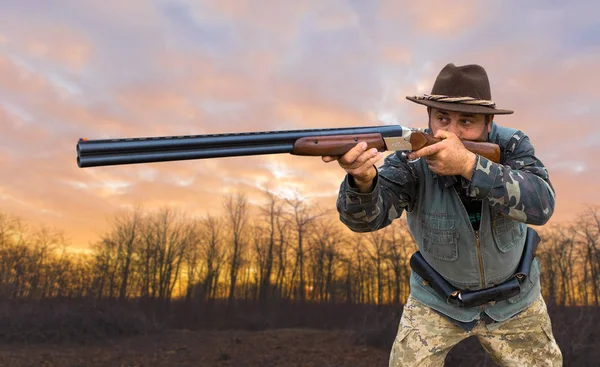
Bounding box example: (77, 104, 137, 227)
(409, 131, 501, 163)
(292, 131, 501, 163)
(292, 133, 387, 156)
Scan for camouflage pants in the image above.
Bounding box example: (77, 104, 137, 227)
(389, 294, 562, 366)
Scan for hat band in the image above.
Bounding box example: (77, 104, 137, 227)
(412, 94, 496, 108)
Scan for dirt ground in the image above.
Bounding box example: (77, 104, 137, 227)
(0, 329, 389, 367)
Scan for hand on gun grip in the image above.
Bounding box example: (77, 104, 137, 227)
(322, 141, 383, 189)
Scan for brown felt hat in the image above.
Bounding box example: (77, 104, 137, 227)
(406, 63, 513, 115)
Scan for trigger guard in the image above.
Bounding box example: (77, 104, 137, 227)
(400, 152, 421, 164)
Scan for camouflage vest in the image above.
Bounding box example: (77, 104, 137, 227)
(406, 123, 541, 322)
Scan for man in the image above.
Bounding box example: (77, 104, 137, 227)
(323, 64, 563, 366)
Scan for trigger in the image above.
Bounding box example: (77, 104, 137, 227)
(400, 152, 421, 164)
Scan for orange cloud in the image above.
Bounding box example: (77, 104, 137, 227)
(1, 20, 94, 72)
(0, 0, 598, 252)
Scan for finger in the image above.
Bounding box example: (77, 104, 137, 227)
(337, 142, 369, 166)
(426, 160, 441, 174)
(353, 148, 381, 167)
(365, 152, 384, 168)
(340, 146, 378, 168)
(408, 143, 442, 160)
(348, 153, 382, 177)
(357, 152, 383, 171)
(434, 129, 455, 140)
(341, 152, 373, 171)
(426, 156, 437, 167)
(321, 156, 339, 163)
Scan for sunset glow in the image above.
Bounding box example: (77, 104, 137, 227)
(1, 1, 598, 249)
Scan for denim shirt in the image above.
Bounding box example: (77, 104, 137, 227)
(336, 123, 555, 322)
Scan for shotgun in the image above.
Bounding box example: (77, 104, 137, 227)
(76, 125, 500, 168)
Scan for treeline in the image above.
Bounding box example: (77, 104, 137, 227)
(1, 191, 599, 307)
(537, 206, 600, 306)
(0, 191, 416, 307)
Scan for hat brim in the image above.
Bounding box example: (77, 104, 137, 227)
(406, 96, 513, 115)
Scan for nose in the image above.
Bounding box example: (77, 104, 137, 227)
(446, 122, 461, 138)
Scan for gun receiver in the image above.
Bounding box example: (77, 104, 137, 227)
(76, 125, 500, 168)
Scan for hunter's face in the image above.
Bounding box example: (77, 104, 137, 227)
(428, 108, 491, 142)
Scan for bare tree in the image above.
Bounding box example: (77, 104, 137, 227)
(34, 228, 69, 298)
(285, 194, 325, 303)
(94, 208, 142, 300)
(274, 207, 291, 299)
(250, 222, 266, 302)
(201, 214, 225, 302)
(184, 218, 203, 302)
(580, 206, 600, 306)
(116, 208, 142, 300)
(256, 188, 285, 305)
(308, 219, 344, 303)
(386, 219, 416, 304)
(347, 233, 368, 304)
(0, 212, 96, 300)
(137, 207, 193, 302)
(223, 194, 249, 307)
(0, 213, 21, 296)
(366, 228, 388, 305)
(539, 224, 577, 306)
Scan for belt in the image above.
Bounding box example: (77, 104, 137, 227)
(410, 227, 540, 308)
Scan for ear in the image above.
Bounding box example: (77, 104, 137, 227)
(487, 114, 494, 132)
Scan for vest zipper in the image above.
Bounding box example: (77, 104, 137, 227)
(475, 231, 486, 312)
(451, 187, 487, 311)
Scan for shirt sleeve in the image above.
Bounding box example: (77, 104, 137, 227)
(336, 152, 418, 232)
(466, 130, 556, 225)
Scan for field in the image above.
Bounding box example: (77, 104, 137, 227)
(0, 329, 388, 367)
(1, 299, 600, 366)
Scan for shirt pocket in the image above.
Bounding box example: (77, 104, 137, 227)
(491, 211, 524, 253)
(420, 212, 459, 262)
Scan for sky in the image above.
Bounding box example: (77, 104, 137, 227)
(0, 0, 599, 249)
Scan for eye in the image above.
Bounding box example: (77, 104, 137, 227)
(460, 119, 473, 125)
(437, 116, 450, 124)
